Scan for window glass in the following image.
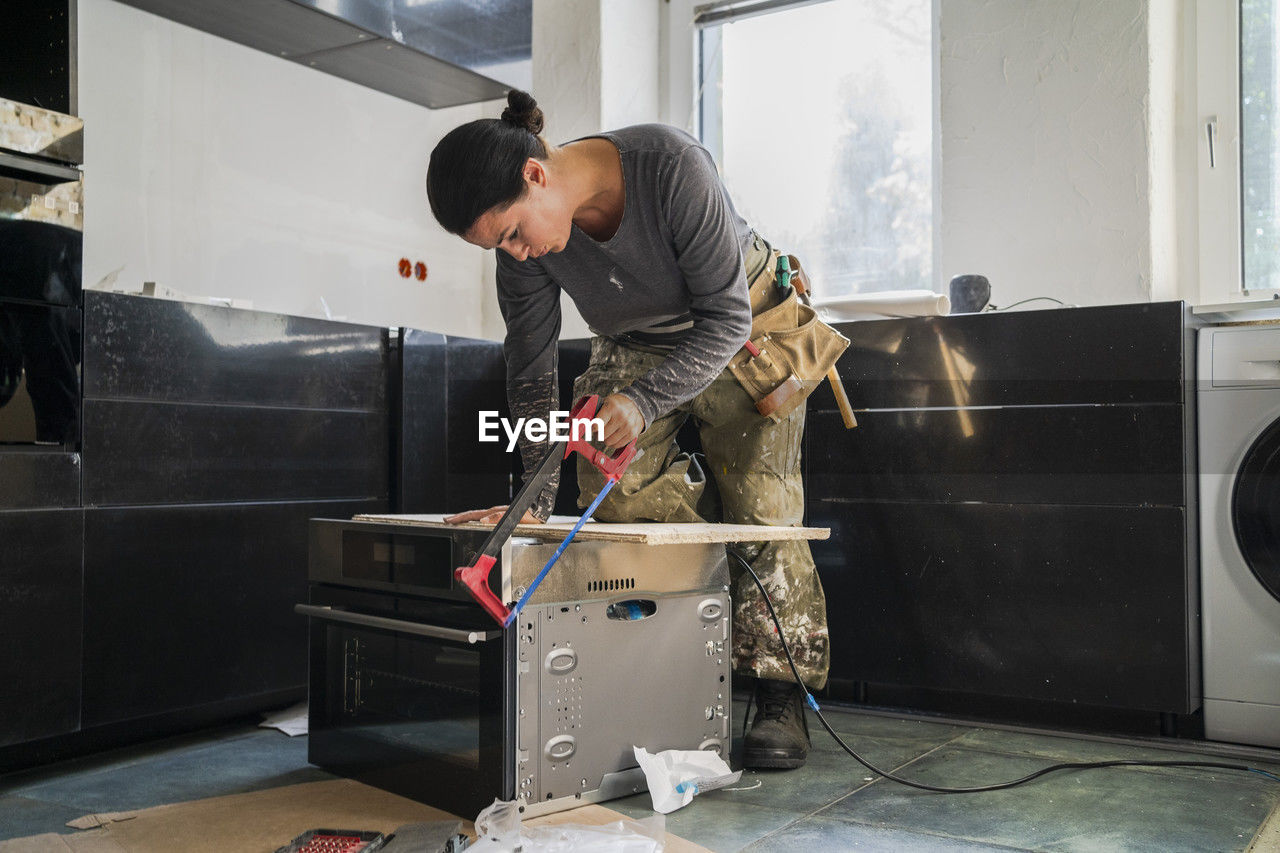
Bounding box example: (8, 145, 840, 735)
(699, 0, 933, 296)
(1241, 0, 1280, 293)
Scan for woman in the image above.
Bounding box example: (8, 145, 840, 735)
(427, 90, 828, 770)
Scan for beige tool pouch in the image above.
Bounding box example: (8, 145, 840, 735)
(728, 250, 850, 422)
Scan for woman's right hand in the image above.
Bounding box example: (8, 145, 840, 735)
(444, 506, 542, 525)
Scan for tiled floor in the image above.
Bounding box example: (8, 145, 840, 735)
(2, 704, 1279, 851)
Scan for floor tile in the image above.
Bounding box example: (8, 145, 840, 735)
(2, 710, 1278, 852)
(0, 796, 85, 841)
(808, 704, 971, 745)
(951, 727, 1280, 778)
(741, 812, 1029, 852)
(8, 728, 331, 814)
(821, 743, 1280, 853)
(610, 793, 804, 852)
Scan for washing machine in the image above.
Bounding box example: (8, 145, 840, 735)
(1199, 324, 1280, 748)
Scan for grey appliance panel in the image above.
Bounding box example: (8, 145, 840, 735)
(114, 0, 530, 109)
(290, 0, 531, 69)
(516, 589, 731, 812)
(114, 0, 372, 60)
(506, 540, 732, 606)
(299, 37, 509, 109)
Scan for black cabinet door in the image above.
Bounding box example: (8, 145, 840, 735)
(810, 500, 1195, 713)
(0, 508, 82, 746)
(804, 303, 1196, 715)
(82, 499, 381, 726)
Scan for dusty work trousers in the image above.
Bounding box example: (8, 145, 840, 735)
(572, 327, 831, 688)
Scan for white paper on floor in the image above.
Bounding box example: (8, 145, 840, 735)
(258, 702, 308, 736)
(632, 746, 742, 814)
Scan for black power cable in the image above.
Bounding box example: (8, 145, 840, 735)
(725, 549, 1280, 791)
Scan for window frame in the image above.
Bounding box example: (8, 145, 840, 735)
(1197, 0, 1280, 305)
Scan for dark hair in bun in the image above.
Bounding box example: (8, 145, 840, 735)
(501, 89, 544, 135)
(427, 89, 549, 236)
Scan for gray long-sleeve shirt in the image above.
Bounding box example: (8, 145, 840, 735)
(496, 123, 753, 518)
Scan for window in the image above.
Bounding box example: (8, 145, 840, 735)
(695, 0, 934, 297)
(1198, 0, 1280, 304)
(1241, 0, 1280, 294)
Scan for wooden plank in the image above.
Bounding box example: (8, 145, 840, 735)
(352, 513, 830, 544)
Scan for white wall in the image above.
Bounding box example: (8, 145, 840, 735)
(937, 0, 1155, 309)
(503, 0, 662, 343)
(78, 0, 500, 338)
(80, 0, 1196, 344)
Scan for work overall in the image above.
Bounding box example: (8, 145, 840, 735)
(572, 233, 831, 690)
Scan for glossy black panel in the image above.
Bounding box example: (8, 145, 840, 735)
(810, 500, 1194, 713)
(0, 222, 82, 306)
(806, 405, 1186, 506)
(0, 1, 73, 114)
(0, 301, 81, 445)
(0, 508, 82, 745)
(82, 400, 387, 506)
(1233, 416, 1280, 603)
(444, 337, 514, 512)
(398, 329, 447, 513)
(0, 451, 79, 508)
(83, 292, 387, 409)
(82, 499, 382, 726)
(810, 302, 1187, 412)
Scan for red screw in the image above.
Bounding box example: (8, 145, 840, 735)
(398, 257, 411, 278)
(414, 261, 428, 281)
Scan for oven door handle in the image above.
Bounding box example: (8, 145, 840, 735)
(294, 604, 501, 644)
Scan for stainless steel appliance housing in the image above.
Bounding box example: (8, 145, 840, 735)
(302, 519, 732, 818)
(1198, 325, 1280, 747)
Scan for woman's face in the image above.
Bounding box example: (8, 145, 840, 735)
(464, 158, 572, 262)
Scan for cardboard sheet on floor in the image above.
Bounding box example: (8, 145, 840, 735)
(0, 779, 709, 853)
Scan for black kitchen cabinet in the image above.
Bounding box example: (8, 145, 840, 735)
(398, 329, 448, 513)
(82, 499, 379, 725)
(0, 508, 82, 746)
(76, 293, 393, 727)
(0, 294, 395, 769)
(0, 452, 79, 510)
(807, 302, 1199, 721)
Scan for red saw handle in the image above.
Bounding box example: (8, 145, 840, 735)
(564, 395, 637, 481)
(453, 554, 508, 625)
(452, 394, 639, 627)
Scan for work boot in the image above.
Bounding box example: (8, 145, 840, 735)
(743, 678, 810, 769)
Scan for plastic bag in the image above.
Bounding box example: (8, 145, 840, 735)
(632, 746, 743, 814)
(468, 798, 665, 853)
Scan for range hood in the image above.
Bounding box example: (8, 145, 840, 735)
(114, 0, 531, 109)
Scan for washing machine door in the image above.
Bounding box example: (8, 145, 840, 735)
(1232, 416, 1280, 603)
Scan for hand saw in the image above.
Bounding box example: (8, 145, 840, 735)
(454, 394, 638, 627)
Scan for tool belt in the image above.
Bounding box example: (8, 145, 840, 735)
(728, 249, 851, 422)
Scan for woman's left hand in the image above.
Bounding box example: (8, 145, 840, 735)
(597, 393, 644, 449)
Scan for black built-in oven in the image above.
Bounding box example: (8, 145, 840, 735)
(301, 521, 517, 818)
(0, 98, 83, 448)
